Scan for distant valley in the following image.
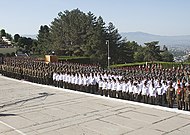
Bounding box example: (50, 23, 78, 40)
(120, 32, 190, 50)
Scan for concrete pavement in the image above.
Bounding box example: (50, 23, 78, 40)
(0, 75, 190, 135)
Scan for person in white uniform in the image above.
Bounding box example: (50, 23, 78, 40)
(107, 79, 112, 97)
(116, 79, 122, 99)
(142, 80, 149, 103)
(98, 78, 104, 96)
(149, 81, 156, 105)
(111, 79, 117, 98)
(156, 81, 164, 105)
(128, 80, 134, 101)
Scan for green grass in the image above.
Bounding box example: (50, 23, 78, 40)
(110, 62, 148, 68)
(58, 56, 89, 60)
(30, 54, 44, 58)
(0, 48, 16, 54)
(30, 54, 89, 59)
(111, 61, 190, 68)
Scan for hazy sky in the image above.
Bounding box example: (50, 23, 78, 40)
(0, 0, 189, 36)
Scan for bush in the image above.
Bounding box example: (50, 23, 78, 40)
(111, 61, 190, 69)
(111, 62, 147, 68)
(11, 52, 15, 56)
(58, 56, 91, 64)
(5, 53, 11, 57)
(0, 53, 4, 57)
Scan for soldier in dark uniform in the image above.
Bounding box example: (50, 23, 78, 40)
(176, 84, 182, 110)
(112, 79, 117, 98)
(181, 82, 187, 110)
(184, 83, 190, 111)
(166, 81, 175, 108)
(182, 82, 187, 110)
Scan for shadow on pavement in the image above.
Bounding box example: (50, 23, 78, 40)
(0, 113, 17, 117)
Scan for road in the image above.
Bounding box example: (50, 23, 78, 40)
(0, 75, 190, 135)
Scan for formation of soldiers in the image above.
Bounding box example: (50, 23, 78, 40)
(0, 56, 190, 111)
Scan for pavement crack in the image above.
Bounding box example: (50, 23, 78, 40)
(152, 114, 179, 125)
(162, 122, 190, 135)
(131, 110, 159, 117)
(122, 126, 144, 134)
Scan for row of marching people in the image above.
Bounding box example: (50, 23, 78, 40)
(52, 70, 123, 92)
(52, 71, 190, 111)
(52, 72, 119, 94)
(99, 77, 190, 111)
(98, 78, 169, 105)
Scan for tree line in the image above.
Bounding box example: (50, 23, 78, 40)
(1, 9, 174, 66)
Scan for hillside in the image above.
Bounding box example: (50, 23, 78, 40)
(120, 32, 190, 50)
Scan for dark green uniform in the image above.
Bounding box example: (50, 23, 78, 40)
(176, 84, 183, 110)
(184, 85, 190, 111)
(166, 83, 175, 108)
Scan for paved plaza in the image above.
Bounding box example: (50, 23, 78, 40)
(0, 75, 190, 135)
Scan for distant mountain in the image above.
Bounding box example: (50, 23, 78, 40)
(22, 34, 37, 39)
(120, 32, 190, 50)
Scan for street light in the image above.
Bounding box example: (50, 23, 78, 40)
(106, 40, 110, 69)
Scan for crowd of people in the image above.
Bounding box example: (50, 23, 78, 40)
(0, 56, 190, 111)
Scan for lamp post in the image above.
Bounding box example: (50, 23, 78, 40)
(106, 40, 110, 69)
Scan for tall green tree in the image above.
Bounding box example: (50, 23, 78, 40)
(31, 39, 38, 54)
(37, 25, 51, 54)
(17, 37, 34, 54)
(134, 51, 145, 62)
(49, 8, 112, 65)
(14, 34, 21, 43)
(161, 50, 174, 62)
(6, 33, 12, 41)
(50, 9, 89, 54)
(106, 22, 122, 64)
(0, 29, 6, 37)
(117, 41, 135, 63)
(143, 41, 162, 62)
(84, 16, 107, 64)
(0, 29, 12, 41)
